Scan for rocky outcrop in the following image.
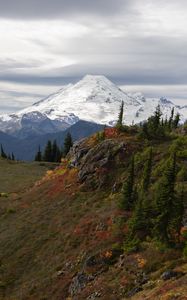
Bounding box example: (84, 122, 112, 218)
(68, 272, 94, 297)
(68, 138, 127, 188)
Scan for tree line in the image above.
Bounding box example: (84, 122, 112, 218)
(0, 144, 15, 161)
(35, 132, 73, 162)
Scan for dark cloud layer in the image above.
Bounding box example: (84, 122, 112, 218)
(0, 0, 127, 19)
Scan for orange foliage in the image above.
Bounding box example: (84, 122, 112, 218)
(180, 226, 187, 241)
(103, 250, 113, 258)
(104, 127, 119, 138)
(134, 254, 147, 268)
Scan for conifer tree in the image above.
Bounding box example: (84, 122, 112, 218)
(63, 133, 73, 156)
(129, 196, 146, 237)
(116, 100, 124, 128)
(1, 144, 7, 159)
(168, 107, 174, 130)
(173, 113, 180, 129)
(35, 146, 42, 162)
(52, 140, 61, 162)
(141, 148, 152, 192)
(153, 105, 162, 131)
(43, 140, 52, 162)
(52, 140, 57, 162)
(170, 185, 184, 242)
(154, 152, 177, 243)
(120, 156, 135, 210)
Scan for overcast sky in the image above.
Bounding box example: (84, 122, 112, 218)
(0, 0, 187, 113)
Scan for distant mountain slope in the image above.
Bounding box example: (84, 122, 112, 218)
(0, 121, 105, 161)
(0, 131, 19, 155)
(0, 75, 186, 139)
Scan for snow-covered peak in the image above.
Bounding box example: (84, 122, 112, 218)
(17, 75, 141, 125)
(0, 75, 187, 138)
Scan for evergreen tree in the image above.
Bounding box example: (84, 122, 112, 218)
(141, 148, 153, 192)
(168, 107, 174, 130)
(52, 140, 57, 162)
(52, 140, 61, 162)
(63, 133, 73, 156)
(120, 156, 135, 210)
(170, 185, 184, 242)
(116, 100, 124, 128)
(153, 105, 162, 131)
(1, 144, 7, 159)
(43, 140, 52, 162)
(154, 152, 177, 243)
(129, 196, 146, 238)
(173, 113, 180, 129)
(140, 105, 165, 139)
(35, 146, 42, 162)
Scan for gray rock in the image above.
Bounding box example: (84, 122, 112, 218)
(161, 270, 183, 281)
(87, 291, 101, 299)
(69, 272, 94, 296)
(126, 286, 143, 297)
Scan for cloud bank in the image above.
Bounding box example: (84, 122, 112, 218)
(0, 0, 187, 112)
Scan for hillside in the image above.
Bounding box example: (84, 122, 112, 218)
(0, 117, 187, 300)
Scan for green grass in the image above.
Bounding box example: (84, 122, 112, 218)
(0, 159, 57, 194)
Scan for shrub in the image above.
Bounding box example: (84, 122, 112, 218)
(123, 236, 140, 254)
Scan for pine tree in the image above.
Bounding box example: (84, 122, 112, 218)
(169, 185, 184, 242)
(153, 105, 162, 131)
(116, 100, 124, 128)
(120, 156, 135, 210)
(1, 144, 7, 159)
(168, 107, 174, 130)
(141, 148, 152, 192)
(173, 113, 180, 129)
(52, 140, 61, 162)
(154, 152, 177, 243)
(43, 140, 52, 162)
(63, 133, 73, 156)
(129, 196, 146, 238)
(52, 140, 57, 162)
(35, 146, 42, 162)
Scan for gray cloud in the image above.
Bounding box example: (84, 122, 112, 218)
(0, 0, 128, 19)
(0, 0, 187, 113)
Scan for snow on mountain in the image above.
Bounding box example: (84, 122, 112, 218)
(0, 75, 186, 138)
(18, 75, 141, 126)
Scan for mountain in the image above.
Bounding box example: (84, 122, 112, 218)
(0, 120, 105, 161)
(0, 75, 186, 139)
(0, 131, 19, 154)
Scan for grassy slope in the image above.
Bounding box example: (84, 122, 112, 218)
(0, 159, 58, 194)
(0, 132, 187, 300)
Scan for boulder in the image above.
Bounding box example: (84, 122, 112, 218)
(161, 270, 184, 281)
(69, 272, 94, 296)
